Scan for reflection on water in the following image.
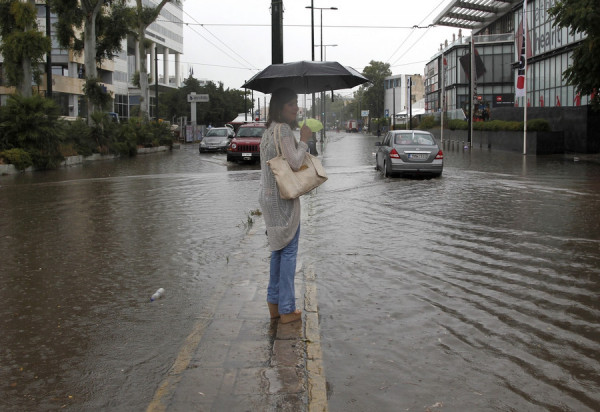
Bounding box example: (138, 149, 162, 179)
(301, 134, 600, 411)
(0, 146, 262, 410)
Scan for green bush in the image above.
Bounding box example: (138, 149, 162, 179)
(447, 119, 467, 130)
(0, 94, 64, 169)
(0, 148, 33, 170)
(527, 118, 551, 131)
(62, 118, 94, 156)
(445, 118, 550, 132)
(417, 116, 439, 130)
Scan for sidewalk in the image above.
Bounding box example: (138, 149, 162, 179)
(146, 222, 327, 412)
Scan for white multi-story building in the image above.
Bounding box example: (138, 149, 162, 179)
(383, 74, 424, 128)
(0, 0, 184, 120)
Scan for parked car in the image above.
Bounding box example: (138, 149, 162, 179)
(375, 130, 443, 177)
(227, 122, 266, 162)
(199, 127, 234, 153)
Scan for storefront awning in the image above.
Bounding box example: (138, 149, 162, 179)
(433, 0, 520, 31)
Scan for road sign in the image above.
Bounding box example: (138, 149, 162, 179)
(187, 94, 209, 103)
(361, 110, 369, 117)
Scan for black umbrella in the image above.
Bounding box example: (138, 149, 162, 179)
(242, 61, 369, 94)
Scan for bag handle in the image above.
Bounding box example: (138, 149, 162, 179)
(273, 123, 284, 158)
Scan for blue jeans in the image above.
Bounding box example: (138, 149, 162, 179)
(267, 225, 300, 315)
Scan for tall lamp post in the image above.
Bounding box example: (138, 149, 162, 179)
(315, 44, 337, 136)
(306, 5, 338, 142)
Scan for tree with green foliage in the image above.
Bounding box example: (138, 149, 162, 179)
(549, 0, 600, 109)
(361, 61, 392, 122)
(52, 0, 133, 122)
(160, 75, 251, 126)
(0, 0, 51, 96)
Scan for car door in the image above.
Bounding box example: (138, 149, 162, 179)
(380, 133, 392, 166)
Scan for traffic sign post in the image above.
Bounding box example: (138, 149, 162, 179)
(188, 92, 209, 142)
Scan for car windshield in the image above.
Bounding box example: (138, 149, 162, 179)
(394, 133, 435, 145)
(237, 127, 265, 137)
(207, 129, 228, 137)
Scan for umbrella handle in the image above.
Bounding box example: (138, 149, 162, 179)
(303, 94, 307, 122)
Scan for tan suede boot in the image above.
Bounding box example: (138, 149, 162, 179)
(267, 302, 280, 319)
(280, 309, 302, 324)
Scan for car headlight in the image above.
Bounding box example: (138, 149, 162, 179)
(222, 140, 229, 145)
(231, 143, 237, 149)
(200, 141, 206, 146)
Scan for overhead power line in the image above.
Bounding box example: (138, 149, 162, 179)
(157, 20, 435, 30)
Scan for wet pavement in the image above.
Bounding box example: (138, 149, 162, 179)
(145, 223, 326, 412)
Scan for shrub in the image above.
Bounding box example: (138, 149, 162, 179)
(0, 148, 33, 170)
(63, 118, 94, 156)
(445, 118, 550, 132)
(528, 118, 551, 131)
(448, 119, 467, 130)
(0, 94, 64, 169)
(417, 116, 439, 130)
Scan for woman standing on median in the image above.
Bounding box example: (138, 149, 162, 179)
(259, 88, 312, 324)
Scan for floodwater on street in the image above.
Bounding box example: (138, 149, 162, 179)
(1, 132, 599, 411)
(302, 133, 600, 411)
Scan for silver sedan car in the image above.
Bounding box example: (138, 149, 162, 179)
(199, 127, 234, 153)
(375, 130, 443, 177)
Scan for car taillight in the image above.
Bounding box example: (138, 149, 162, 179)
(435, 150, 443, 159)
(390, 148, 400, 158)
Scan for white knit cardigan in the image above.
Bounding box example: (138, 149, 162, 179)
(259, 122, 309, 251)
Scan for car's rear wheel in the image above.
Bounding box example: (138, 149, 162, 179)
(383, 160, 391, 177)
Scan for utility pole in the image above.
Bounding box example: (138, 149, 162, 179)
(45, 3, 52, 98)
(271, 1, 283, 64)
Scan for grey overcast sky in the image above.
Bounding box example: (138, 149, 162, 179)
(179, 0, 460, 102)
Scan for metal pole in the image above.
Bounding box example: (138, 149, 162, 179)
(392, 82, 395, 130)
(310, 1, 315, 120)
(441, 54, 445, 143)
(320, 9, 325, 141)
(409, 77, 412, 130)
(468, 36, 474, 147)
(271, 1, 283, 64)
(155, 46, 159, 120)
(523, 3, 528, 155)
(45, 3, 52, 98)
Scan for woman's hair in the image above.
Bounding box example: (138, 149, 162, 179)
(266, 88, 298, 128)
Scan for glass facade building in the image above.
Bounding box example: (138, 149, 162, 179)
(428, 0, 590, 114)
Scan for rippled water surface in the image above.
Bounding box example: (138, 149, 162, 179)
(302, 134, 600, 411)
(1, 135, 599, 411)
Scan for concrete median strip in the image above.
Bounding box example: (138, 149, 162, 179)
(145, 221, 327, 411)
(303, 264, 328, 412)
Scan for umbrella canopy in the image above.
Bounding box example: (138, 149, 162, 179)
(297, 118, 323, 132)
(242, 61, 369, 94)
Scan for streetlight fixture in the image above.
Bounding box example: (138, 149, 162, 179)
(306, 5, 338, 141)
(314, 44, 337, 61)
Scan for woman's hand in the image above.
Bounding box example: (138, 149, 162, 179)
(299, 124, 312, 143)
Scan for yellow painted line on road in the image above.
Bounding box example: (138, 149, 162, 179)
(146, 226, 260, 411)
(304, 264, 328, 412)
(145, 286, 223, 412)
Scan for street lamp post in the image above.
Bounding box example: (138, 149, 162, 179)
(306, 5, 337, 142)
